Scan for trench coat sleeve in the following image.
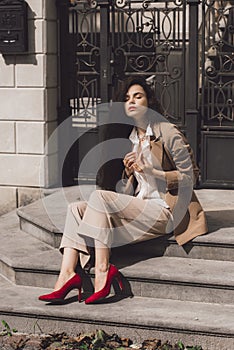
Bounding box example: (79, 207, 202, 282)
(158, 122, 208, 245)
(160, 123, 199, 190)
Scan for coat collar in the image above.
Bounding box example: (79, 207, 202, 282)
(149, 122, 163, 166)
(129, 122, 162, 142)
(151, 122, 162, 142)
(129, 123, 154, 144)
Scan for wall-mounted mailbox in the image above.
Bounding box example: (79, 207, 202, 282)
(0, 0, 28, 54)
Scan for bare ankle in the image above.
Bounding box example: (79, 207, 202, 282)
(95, 263, 109, 274)
(55, 271, 76, 290)
(59, 269, 75, 279)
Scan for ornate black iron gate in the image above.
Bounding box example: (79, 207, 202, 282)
(200, 0, 234, 187)
(57, 0, 234, 188)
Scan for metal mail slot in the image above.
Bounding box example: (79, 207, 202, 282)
(0, 0, 28, 53)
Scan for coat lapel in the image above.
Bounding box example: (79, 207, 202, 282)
(150, 123, 163, 168)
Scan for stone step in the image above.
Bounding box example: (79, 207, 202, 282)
(17, 185, 94, 248)
(0, 275, 233, 350)
(0, 212, 57, 287)
(17, 187, 234, 261)
(115, 255, 234, 305)
(0, 213, 233, 305)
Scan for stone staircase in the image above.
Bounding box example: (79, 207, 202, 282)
(0, 187, 234, 350)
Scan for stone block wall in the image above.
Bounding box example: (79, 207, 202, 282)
(0, 0, 59, 215)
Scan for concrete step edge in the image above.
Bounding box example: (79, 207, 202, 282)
(0, 308, 233, 338)
(18, 211, 234, 249)
(0, 278, 233, 338)
(16, 187, 234, 250)
(2, 257, 234, 290)
(1, 312, 234, 350)
(17, 208, 61, 234)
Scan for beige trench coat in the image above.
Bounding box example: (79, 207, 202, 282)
(123, 121, 208, 246)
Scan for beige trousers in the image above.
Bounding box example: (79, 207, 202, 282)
(59, 189, 172, 268)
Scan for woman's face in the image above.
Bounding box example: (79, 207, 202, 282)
(124, 84, 148, 121)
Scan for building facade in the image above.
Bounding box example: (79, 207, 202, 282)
(0, 0, 58, 214)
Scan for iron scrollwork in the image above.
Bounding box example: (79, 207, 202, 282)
(69, 0, 187, 125)
(69, 3, 101, 125)
(112, 1, 186, 122)
(201, 0, 234, 127)
(115, 0, 127, 8)
(142, 0, 151, 10)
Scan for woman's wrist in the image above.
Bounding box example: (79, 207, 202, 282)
(125, 168, 133, 177)
(152, 168, 165, 180)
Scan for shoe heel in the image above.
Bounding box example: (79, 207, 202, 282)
(117, 273, 123, 291)
(78, 287, 82, 303)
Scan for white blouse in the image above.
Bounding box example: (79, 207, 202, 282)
(129, 125, 169, 209)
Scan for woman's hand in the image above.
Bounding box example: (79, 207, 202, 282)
(123, 152, 137, 176)
(132, 154, 154, 175)
(124, 152, 165, 180)
(133, 154, 166, 180)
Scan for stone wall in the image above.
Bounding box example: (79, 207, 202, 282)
(0, 0, 59, 215)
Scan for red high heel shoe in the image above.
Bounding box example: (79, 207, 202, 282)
(85, 264, 123, 304)
(38, 273, 82, 303)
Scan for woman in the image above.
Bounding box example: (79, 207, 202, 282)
(38, 77, 208, 304)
